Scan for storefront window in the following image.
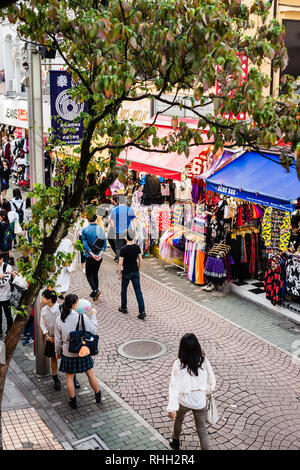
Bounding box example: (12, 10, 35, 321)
(281, 20, 300, 93)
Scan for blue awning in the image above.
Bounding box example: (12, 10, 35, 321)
(205, 151, 300, 212)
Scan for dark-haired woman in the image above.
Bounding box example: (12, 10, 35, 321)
(10, 188, 24, 224)
(0, 209, 13, 262)
(54, 293, 101, 409)
(167, 333, 216, 450)
(0, 159, 11, 200)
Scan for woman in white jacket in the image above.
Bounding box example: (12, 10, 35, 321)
(167, 333, 216, 450)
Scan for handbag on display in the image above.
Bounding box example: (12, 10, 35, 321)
(160, 183, 170, 196)
(69, 313, 99, 356)
(206, 393, 219, 425)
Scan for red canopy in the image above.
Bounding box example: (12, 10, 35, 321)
(117, 127, 210, 181)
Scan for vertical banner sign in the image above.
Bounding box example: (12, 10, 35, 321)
(50, 71, 87, 145)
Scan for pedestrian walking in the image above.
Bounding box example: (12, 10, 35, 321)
(23, 196, 33, 243)
(167, 333, 216, 450)
(22, 307, 34, 345)
(0, 209, 14, 263)
(81, 212, 107, 301)
(118, 230, 146, 319)
(109, 194, 136, 261)
(107, 196, 118, 259)
(0, 254, 16, 337)
(0, 159, 11, 200)
(74, 215, 89, 274)
(55, 237, 74, 300)
(40, 289, 62, 390)
(54, 293, 102, 410)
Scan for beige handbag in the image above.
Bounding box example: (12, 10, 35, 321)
(206, 394, 219, 425)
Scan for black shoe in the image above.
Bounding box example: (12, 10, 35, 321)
(90, 291, 96, 298)
(114, 256, 118, 261)
(137, 312, 146, 320)
(118, 307, 128, 314)
(69, 397, 77, 409)
(95, 390, 102, 404)
(53, 376, 61, 391)
(169, 438, 180, 450)
(74, 377, 81, 389)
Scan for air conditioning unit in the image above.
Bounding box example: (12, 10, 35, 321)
(8, 79, 16, 92)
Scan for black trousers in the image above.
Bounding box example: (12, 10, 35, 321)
(0, 300, 13, 334)
(79, 236, 86, 264)
(85, 257, 102, 292)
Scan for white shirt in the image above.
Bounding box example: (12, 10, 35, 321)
(8, 210, 19, 224)
(174, 179, 192, 201)
(75, 218, 89, 236)
(10, 198, 24, 211)
(40, 303, 61, 338)
(167, 358, 216, 412)
(0, 262, 12, 301)
(55, 238, 73, 294)
(23, 208, 32, 224)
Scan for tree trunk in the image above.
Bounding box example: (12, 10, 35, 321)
(0, 115, 115, 448)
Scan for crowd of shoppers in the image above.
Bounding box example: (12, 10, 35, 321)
(0, 173, 217, 450)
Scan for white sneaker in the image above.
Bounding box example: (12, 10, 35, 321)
(206, 284, 215, 292)
(82, 268, 86, 274)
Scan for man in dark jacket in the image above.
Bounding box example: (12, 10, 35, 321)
(81, 213, 107, 301)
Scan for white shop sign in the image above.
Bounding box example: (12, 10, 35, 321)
(0, 98, 51, 132)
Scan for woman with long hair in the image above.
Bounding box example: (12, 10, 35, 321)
(167, 333, 216, 450)
(0, 159, 11, 200)
(54, 293, 102, 409)
(10, 188, 24, 224)
(0, 208, 12, 262)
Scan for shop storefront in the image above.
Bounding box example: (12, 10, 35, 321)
(202, 150, 300, 320)
(0, 97, 51, 185)
(117, 141, 300, 322)
(115, 124, 218, 258)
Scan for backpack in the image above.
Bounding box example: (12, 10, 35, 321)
(0, 263, 12, 287)
(12, 201, 24, 224)
(1, 223, 15, 251)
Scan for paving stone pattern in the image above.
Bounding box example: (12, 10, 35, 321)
(12, 342, 167, 450)
(68, 252, 300, 450)
(141, 256, 300, 355)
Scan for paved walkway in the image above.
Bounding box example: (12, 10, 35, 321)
(1, 250, 300, 450)
(71, 252, 300, 450)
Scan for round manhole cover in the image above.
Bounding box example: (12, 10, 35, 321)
(118, 339, 168, 360)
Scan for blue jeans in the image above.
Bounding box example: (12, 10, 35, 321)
(121, 271, 145, 314)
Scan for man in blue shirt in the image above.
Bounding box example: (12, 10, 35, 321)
(81, 213, 107, 301)
(109, 195, 136, 261)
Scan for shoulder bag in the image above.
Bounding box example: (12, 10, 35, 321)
(69, 313, 99, 356)
(206, 393, 219, 425)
